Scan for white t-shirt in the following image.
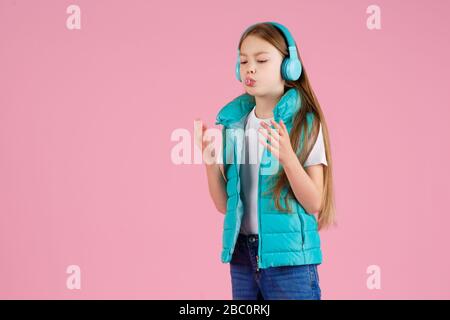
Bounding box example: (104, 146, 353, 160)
(239, 106, 327, 235)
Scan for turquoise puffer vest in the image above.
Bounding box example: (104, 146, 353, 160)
(215, 88, 322, 269)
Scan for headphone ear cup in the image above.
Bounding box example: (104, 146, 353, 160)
(281, 58, 289, 80)
(282, 58, 302, 81)
(235, 58, 242, 82)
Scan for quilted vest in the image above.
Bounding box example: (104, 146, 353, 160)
(215, 87, 323, 269)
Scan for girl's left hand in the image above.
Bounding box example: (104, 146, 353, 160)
(258, 119, 297, 167)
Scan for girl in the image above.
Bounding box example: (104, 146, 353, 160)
(196, 22, 336, 300)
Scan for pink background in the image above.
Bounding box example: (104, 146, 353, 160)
(1, 0, 449, 299)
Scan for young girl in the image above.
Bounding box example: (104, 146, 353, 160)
(196, 21, 336, 300)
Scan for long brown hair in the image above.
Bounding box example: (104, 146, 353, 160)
(238, 22, 336, 230)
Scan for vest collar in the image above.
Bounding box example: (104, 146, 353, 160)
(215, 88, 300, 127)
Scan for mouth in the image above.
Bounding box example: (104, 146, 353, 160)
(244, 77, 256, 87)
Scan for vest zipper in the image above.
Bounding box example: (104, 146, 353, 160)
(233, 134, 239, 258)
(257, 152, 262, 271)
(299, 212, 306, 250)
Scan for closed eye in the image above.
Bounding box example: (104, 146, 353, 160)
(240, 60, 268, 64)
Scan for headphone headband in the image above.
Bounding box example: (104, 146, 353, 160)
(265, 22, 299, 59)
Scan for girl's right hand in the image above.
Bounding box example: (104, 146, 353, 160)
(195, 118, 227, 189)
(194, 118, 217, 165)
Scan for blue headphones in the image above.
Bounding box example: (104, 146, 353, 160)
(235, 21, 302, 82)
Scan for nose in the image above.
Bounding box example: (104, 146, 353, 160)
(244, 61, 256, 75)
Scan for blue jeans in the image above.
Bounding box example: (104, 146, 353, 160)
(229, 233, 321, 300)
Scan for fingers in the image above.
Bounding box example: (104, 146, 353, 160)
(258, 135, 277, 156)
(269, 119, 282, 131)
(194, 118, 210, 150)
(195, 118, 208, 132)
(271, 118, 289, 136)
(279, 119, 288, 134)
(259, 138, 279, 158)
(258, 126, 280, 149)
(260, 121, 281, 141)
(257, 119, 289, 161)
